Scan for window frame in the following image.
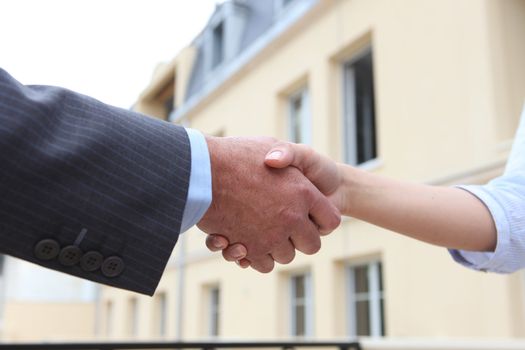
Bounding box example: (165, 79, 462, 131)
(341, 47, 377, 167)
(287, 87, 312, 145)
(346, 261, 385, 337)
(208, 285, 221, 337)
(212, 21, 225, 69)
(154, 292, 167, 338)
(289, 272, 313, 337)
(128, 297, 139, 337)
(105, 300, 113, 337)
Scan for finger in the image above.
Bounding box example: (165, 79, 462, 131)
(290, 219, 322, 255)
(270, 239, 296, 264)
(309, 191, 341, 235)
(264, 141, 296, 168)
(236, 258, 251, 269)
(265, 143, 339, 195)
(249, 254, 275, 273)
(221, 243, 248, 262)
(205, 234, 230, 252)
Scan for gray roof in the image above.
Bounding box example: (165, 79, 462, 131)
(185, 0, 275, 101)
(172, 0, 319, 122)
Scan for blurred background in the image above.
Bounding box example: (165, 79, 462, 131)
(1, 0, 525, 348)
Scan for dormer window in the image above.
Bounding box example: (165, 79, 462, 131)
(200, 1, 248, 75)
(275, 0, 296, 14)
(212, 21, 225, 68)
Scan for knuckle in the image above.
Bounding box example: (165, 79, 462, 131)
(296, 182, 314, 200)
(222, 249, 236, 262)
(282, 251, 295, 264)
(302, 238, 321, 255)
(281, 207, 299, 225)
(255, 263, 273, 273)
(298, 143, 313, 156)
(325, 212, 342, 232)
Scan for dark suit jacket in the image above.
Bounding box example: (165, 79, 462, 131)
(0, 68, 191, 295)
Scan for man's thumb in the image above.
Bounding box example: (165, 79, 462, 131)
(265, 145, 294, 169)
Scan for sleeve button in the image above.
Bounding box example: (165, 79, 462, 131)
(80, 251, 104, 272)
(58, 245, 83, 266)
(34, 239, 60, 261)
(101, 256, 125, 278)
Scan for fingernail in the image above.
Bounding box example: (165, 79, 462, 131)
(266, 150, 282, 160)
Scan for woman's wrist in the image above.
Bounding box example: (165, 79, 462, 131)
(335, 163, 363, 216)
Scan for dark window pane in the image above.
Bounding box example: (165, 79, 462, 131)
(164, 96, 174, 118)
(158, 293, 167, 336)
(354, 265, 369, 294)
(378, 262, 383, 291)
(344, 50, 376, 165)
(380, 298, 386, 336)
(356, 300, 370, 336)
(212, 22, 224, 67)
(295, 304, 305, 336)
(211, 288, 220, 336)
(294, 275, 305, 299)
(354, 51, 376, 164)
(293, 97, 302, 142)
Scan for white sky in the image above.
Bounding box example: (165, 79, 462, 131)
(0, 0, 220, 108)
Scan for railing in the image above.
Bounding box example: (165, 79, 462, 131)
(0, 341, 361, 350)
(360, 338, 525, 350)
(2, 339, 525, 350)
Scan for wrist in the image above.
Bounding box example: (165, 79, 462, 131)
(337, 163, 367, 217)
(199, 135, 223, 228)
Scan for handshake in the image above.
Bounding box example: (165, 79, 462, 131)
(197, 136, 346, 273)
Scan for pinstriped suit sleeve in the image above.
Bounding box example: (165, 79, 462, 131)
(0, 68, 192, 295)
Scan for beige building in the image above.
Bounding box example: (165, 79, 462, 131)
(0, 256, 97, 341)
(101, 0, 525, 342)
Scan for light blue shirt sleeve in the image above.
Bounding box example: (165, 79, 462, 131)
(449, 104, 525, 273)
(179, 128, 212, 233)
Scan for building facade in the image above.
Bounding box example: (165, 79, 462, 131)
(101, 0, 525, 341)
(0, 256, 97, 341)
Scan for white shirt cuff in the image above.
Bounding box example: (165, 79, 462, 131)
(448, 185, 512, 273)
(180, 128, 212, 233)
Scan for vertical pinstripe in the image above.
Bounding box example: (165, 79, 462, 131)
(0, 68, 191, 295)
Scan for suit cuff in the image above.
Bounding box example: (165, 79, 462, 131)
(180, 128, 212, 233)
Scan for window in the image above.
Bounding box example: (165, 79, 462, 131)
(127, 298, 139, 337)
(209, 286, 221, 336)
(290, 273, 312, 336)
(288, 88, 311, 144)
(276, 0, 295, 13)
(343, 49, 377, 165)
(148, 77, 175, 121)
(105, 300, 113, 337)
(212, 21, 224, 68)
(348, 261, 385, 337)
(154, 292, 167, 337)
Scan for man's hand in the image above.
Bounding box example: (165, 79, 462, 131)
(198, 137, 341, 273)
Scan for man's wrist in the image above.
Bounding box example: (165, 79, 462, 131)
(179, 129, 212, 233)
(198, 135, 225, 229)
